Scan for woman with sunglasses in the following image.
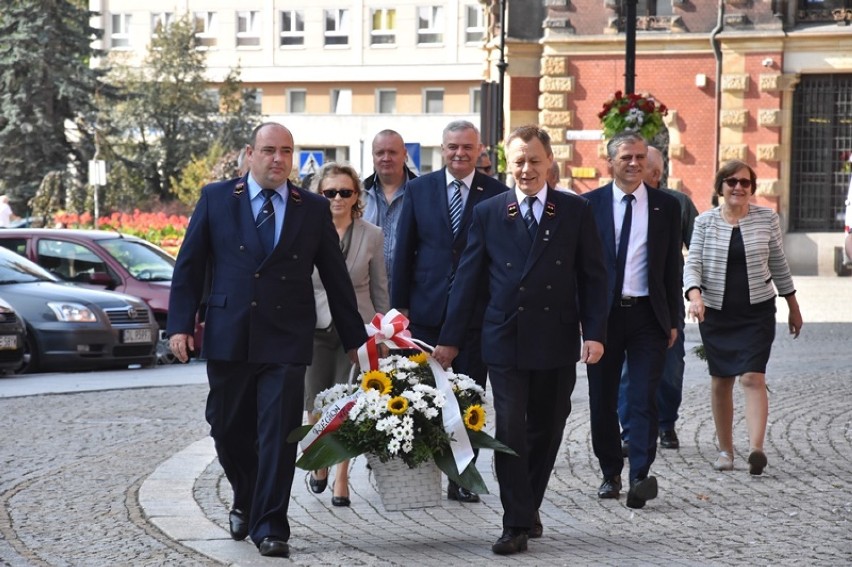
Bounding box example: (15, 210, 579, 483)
(304, 162, 390, 506)
(684, 159, 802, 475)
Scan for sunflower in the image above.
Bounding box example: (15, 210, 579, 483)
(361, 370, 392, 395)
(464, 404, 485, 431)
(387, 396, 409, 415)
(408, 352, 429, 365)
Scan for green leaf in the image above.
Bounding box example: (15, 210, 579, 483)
(295, 433, 362, 470)
(467, 430, 517, 456)
(286, 424, 312, 444)
(433, 451, 490, 495)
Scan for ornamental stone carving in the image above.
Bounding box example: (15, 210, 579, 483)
(669, 143, 684, 159)
(539, 76, 574, 93)
(759, 73, 782, 92)
(542, 126, 565, 143)
(757, 144, 781, 161)
(542, 110, 574, 128)
(720, 144, 748, 160)
(755, 179, 779, 197)
(552, 144, 574, 161)
(721, 74, 749, 92)
(720, 109, 749, 128)
(542, 56, 568, 77)
(539, 93, 566, 110)
(667, 178, 682, 190)
(758, 109, 782, 127)
(598, 143, 609, 159)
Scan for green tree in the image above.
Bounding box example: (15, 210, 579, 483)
(0, 0, 104, 213)
(101, 14, 216, 203)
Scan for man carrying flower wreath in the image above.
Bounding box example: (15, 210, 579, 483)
(433, 125, 608, 555)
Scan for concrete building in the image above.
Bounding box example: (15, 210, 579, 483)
(89, 0, 489, 176)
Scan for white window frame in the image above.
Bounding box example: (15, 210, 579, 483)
(151, 12, 173, 38)
(470, 87, 482, 114)
(330, 88, 352, 114)
(288, 89, 307, 114)
(376, 89, 396, 114)
(417, 5, 444, 45)
(464, 4, 485, 43)
(280, 10, 305, 47)
(423, 88, 444, 114)
(194, 11, 218, 48)
(111, 13, 132, 49)
(236, 11, 261, 48)
(324, 9, 350, 47)
(370, 8, 396, 46)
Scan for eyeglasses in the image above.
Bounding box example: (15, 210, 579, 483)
(322, 189, 355, 199)
(723, 178, 752, 189)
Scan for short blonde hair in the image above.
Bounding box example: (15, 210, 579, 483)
(310, 162, 364, 219)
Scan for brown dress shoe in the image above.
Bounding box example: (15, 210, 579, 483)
(492, 528, 528, 555)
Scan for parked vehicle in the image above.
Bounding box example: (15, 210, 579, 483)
(0, 247, 157, 373)
(0, 229, 185, 363)
(0, 296, 25, 374)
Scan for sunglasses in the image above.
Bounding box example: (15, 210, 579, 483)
(723, 177, 752, 189)
(322, 189, 355, 199)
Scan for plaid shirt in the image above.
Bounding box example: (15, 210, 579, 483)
(362, 179, 409, 283)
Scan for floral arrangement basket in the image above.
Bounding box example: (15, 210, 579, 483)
(288, 311, 514, 508)
(598, 90, 668, 140)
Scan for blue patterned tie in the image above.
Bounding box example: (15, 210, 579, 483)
(614, 194, 635, 299)
(449, 179, 463, 237)
(523, 196, 538, 240)
(256, 189, 276, 256)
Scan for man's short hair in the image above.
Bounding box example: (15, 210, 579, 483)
(505, 125, 553, 156)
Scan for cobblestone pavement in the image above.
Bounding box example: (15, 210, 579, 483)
(1, 276, 850, 566)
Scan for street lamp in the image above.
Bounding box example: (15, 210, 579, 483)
(624, 0, 637, 94)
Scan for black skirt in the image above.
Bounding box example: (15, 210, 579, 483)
(698, 227, 776, 377)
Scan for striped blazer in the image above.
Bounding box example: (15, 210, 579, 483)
(684, 205, 795, 310)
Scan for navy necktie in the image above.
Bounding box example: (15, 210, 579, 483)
(256, 189, 277, 256)
(449, 179, 463, 237)
(614, 194, 635, 299)
(523, 196, 538, 240)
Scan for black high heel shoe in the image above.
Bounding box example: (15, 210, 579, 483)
(309, 469, 328, 494)
(331, 480, 350, 507)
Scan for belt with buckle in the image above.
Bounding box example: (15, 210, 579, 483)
(619, 295, 649, 307)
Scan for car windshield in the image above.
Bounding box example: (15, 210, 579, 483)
(0, 248, 59, 284)
(99, 238, 175, 282)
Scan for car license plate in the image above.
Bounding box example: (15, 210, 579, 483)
(0, 335, 17, 350)
(122, 329, 152, 344)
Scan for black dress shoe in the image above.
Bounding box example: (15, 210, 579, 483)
(492, 528, 528, 555)
(659, 429, 680, 449)
(258, 536, 290, 558)
(529, 511, 543, 539)
(228, 509, 248, 541)
(447, 480, 480, 503)
(597, 475, 622, 499)
(626, 476, 658, 509)
(309, 470, 328, 494)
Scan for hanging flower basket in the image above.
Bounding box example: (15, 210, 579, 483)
(598, 91, 668, 140)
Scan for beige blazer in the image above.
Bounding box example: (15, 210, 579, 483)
(313, 218, 390, 326)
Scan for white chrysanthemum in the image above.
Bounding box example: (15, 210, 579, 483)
(402, 440, 413, 453)
(423, 407, 439, 420)
(376, 415, 401, 433)
(387, 438, 401, 455)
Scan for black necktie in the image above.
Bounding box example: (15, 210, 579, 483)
(256, 189, 277, 256)
(614, 194, 635, 299)
(449, 179, 463, 237)
(523, 196, 538, 240)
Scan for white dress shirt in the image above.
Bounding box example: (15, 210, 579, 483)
(612, 182, 649, 297)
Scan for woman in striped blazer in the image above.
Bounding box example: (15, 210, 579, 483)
(684, 160, 803, 475)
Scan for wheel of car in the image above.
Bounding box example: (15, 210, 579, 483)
(16, 328, 39, 375)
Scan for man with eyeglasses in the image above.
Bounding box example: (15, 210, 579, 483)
(582, 131, 683, 510)
(392, 120, 509, 503)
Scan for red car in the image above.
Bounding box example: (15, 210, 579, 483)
(0, 228, 197, 363)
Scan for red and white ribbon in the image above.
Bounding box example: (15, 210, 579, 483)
(357, 309, 420, 371)
(299, 391, 360, 453)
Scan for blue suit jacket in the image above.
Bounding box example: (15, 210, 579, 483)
(438, 188, 608, 369)
(391, 168, 508, 329)
(583, 183, 683, 335)
(167, 176, 367, 364)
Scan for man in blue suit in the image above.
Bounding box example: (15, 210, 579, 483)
(433, 125, 608, 555)
(167, 122, 367, 559)
(391, 120, 508, 503)
(582, 131, 683, 510)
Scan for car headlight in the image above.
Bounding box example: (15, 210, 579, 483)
(47, 302, 97, 322)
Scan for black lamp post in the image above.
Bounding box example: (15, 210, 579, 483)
(624, 0, 637, 95)
(496, 0, 508, 142)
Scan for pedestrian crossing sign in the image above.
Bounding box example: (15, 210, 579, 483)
(299, 151, 324, 177)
